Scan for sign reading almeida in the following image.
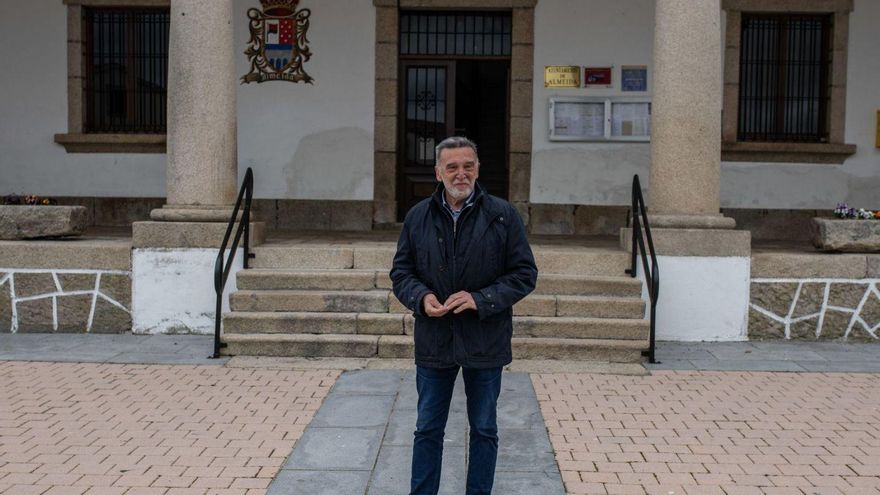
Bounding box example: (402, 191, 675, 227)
(544, 66, 581, 88)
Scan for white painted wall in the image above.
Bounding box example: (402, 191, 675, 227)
(235, 0, 376, 200)
(530, 0, 880, 211)
(638, 256, 750, 342)
(132, 249, 240, 334)
(531, 0, 655, 205)
(0, 0, 375, 201)
(0, 0, 166, 198)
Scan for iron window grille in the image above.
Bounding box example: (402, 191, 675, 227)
(400, 12, 512, 57)
(84, 8, 169, 134)
(737, 14, 832, 143)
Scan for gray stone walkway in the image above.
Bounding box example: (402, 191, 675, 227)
(0, 333, 228, 364)
(650, 340, 880, 372)
(267, 369, 565, 495)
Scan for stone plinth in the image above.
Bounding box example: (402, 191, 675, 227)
(813, 218, 880, 253)
(0, 205, 87, 240)
(132, 221, 266, 249)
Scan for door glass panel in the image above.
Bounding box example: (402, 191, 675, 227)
(405, 66, 447, 167)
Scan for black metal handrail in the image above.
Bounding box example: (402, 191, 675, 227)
(211, 167, 255, 359)
(625, 174, 660, 364)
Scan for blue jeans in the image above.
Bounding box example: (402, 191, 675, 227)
(410, 365, 503, 495)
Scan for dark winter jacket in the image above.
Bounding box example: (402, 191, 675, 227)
(390, 182, 538, 368)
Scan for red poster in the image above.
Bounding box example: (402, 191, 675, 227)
(584, 67, 612, 86)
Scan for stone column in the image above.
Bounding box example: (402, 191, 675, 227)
(621, 0, 751, 343)
(647, 0, 733, 230)
(134, 0, 264, 247)
(131, 0, 263, 335)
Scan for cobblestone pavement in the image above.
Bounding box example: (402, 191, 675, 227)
(0, 361, 339, 495)
(533, 371, 880, 495)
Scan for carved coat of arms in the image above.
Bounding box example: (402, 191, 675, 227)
(242, 0, 313, 84)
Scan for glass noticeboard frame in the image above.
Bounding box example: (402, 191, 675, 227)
(549, 97, 651, 142)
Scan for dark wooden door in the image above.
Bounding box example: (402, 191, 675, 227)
(398, 61, 455, 219)
(397, 60, 510, 219)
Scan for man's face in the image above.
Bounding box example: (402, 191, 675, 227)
(435, 146, 480, 202)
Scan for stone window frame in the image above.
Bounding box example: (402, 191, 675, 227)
(371, 0, 536, 226)
(54, 0, 170, 153)
(721, 0, 856, 164)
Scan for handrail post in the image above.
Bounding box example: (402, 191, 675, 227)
(210, 167, 255, 359)
(628, 174, 659, 364)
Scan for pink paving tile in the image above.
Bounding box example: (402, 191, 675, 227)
(0, 362, 338, 495)
(532, 371, 880, 495)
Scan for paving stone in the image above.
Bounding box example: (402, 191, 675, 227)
(90, 298, 131, 334)
(382, 408, 467, 446)
(790, 316, 819, 340)
(269, 470, 371, 495)
(55, 294, 93, 333)
(497, 392, 544, 428)
(748, 307, 785, 339)
(687, 359, 807, 372)
(0, 277, 11, 332)
(367, 444, 465, 495)
(496, 428, 558, 472)
(828, 282, 869, 309)
(16, 297, 54, 332)
(332, 369, 403, 395)
(491, 471, 565, 495)
(750, 282, 798, 316)
(283, 427, 383, 470)
(309, 394, 395, 428)
(57, 273, 96, 293)
(15, 272, 58, 298)
(791, 282, 825, 318)
(98, 273, 131, 306)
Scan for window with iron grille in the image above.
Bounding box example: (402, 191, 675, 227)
(84, 8, 169, 134)
(400, 12, 512, 57)
(738, 14, 831, 143)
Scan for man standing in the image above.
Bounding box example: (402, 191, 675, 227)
(391, 136, 538, 495)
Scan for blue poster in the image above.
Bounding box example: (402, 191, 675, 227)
(621, 66, 648, 92)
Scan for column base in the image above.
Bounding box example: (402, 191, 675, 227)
(622, 224, 752, 341)
(648, 214, 736, 230)
(132, 220, 266, 248)
(621, 227, 751, 257)
(150, 205, 240, 222)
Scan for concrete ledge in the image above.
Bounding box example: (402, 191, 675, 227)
(54, 133, 166, 154)
(721, 141, 857, 164)
(621, 228, 751, 257)
(751, 252, 869, 278)
(132, 221, 266, 248)
(0, 239, 131, 270)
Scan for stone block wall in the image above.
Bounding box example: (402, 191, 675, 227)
(0, 270, 131, 333)
(750, 279, 880, 341)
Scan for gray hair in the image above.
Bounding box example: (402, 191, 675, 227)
(434, 136, 478, 165)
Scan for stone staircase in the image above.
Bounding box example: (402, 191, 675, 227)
(221, 242, 650, 362)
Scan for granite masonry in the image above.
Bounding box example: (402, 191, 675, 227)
(0, 270, 131, 333)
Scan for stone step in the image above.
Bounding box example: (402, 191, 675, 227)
(222, 333, 646, 363)
(223, 333, 380, 358)
(236, 269, 642, 297)
(232, 289, 643, 319)
(230, 290, 389, 313)
(535, 274, 642, 297)
(237, 269, 381, 291)
(250, 244, 630, 275)
(224, 311, 413, 335)
(224, 311, 647, 340)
